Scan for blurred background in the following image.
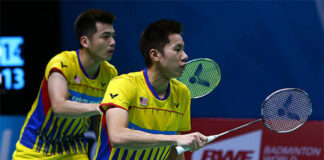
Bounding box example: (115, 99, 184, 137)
(1, 0, 323, 160)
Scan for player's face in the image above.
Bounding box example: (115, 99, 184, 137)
(159, 33, 188, 78)
(88, 22, 116, 61)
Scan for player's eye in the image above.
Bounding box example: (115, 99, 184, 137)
(102, 32, 116, 39)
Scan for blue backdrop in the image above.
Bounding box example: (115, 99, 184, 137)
(60, 0, 323, 120)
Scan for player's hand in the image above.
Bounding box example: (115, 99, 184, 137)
(177, 132, 208, 151)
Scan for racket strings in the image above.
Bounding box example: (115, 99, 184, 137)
(262, 89, 312, 133)
(177, 59, 221, 98)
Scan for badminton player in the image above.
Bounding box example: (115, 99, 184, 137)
(94, 19, 207, 160)
(12, 9, 118, 160)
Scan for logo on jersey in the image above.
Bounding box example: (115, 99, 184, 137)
(140, 97, 148, 106)
(101, 82, 106, 88)
(175, 103, 180, 108)
(74, 75, 81, 83)
(61, 61, 68, 68)
(192, 130, 262, 160)
(110, 93, 119, 99)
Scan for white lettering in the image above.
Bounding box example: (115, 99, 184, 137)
(263, 145, 322, 157)
(71, 96, 101, 104)
(263, 156, 288, 160)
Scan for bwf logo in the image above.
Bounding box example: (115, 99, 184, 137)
(192, 130, 262, 160)
(201, 150, 254, 160)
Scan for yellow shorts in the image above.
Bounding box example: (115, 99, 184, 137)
(12, 143, 89, 160)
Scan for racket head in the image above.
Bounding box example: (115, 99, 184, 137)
(261, 88, 312, 133)
(177, 58, 221, 98)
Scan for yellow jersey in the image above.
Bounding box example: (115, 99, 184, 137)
(94, 69, 191, 160)
(15, 50, 117, 156)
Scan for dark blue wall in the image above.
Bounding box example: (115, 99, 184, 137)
(60, 1, 323, 120)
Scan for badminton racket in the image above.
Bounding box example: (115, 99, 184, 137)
(177, 58, 221, 98)
(176, 88, 312, 154)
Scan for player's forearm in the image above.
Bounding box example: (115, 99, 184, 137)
(52, 100, 100, 118)
(109, 128, 179, 150)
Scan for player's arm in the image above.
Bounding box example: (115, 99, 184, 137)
(48, 72, 101, 118)
(105, 106, 208, 150)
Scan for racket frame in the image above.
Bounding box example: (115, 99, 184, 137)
(175, 88, 312, 154)
(177, 58, 221, 98)
(261, 88, 313, 133)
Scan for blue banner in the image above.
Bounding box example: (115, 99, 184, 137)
(60, 1, 323, 120)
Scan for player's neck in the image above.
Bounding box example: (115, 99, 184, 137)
(146, 67, 169, 96)
(79, 49, 101, 78)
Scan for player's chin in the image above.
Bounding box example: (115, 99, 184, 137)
(173, 70, 184, 78)
(104, 55, 113, 61)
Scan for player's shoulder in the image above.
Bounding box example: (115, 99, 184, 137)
(44, 51, 77, 79)
(101, 61, 118, 76)
(49, 50, 77, 64)
(170, 78, 191, 100)
(111, 71, 141, 82)
(52, 50, 76, 59)
(114, 72, 141, 81)
(170, 78, 189, 90)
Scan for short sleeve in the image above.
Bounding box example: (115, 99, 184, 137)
(44, 52, 75, 81)
(100, 76, 136, 111)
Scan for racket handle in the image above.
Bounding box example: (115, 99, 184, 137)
(175, 146, 190, 155)
(207, 135, 218, 143)
(175, 135, 218, 154)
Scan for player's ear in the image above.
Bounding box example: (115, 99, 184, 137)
(150, 49, 161, 63)
(80, 36, 90, 48)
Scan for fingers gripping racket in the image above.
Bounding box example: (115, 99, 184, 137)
(176, 88, 312, 154)
(177, 58, 221, 98)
